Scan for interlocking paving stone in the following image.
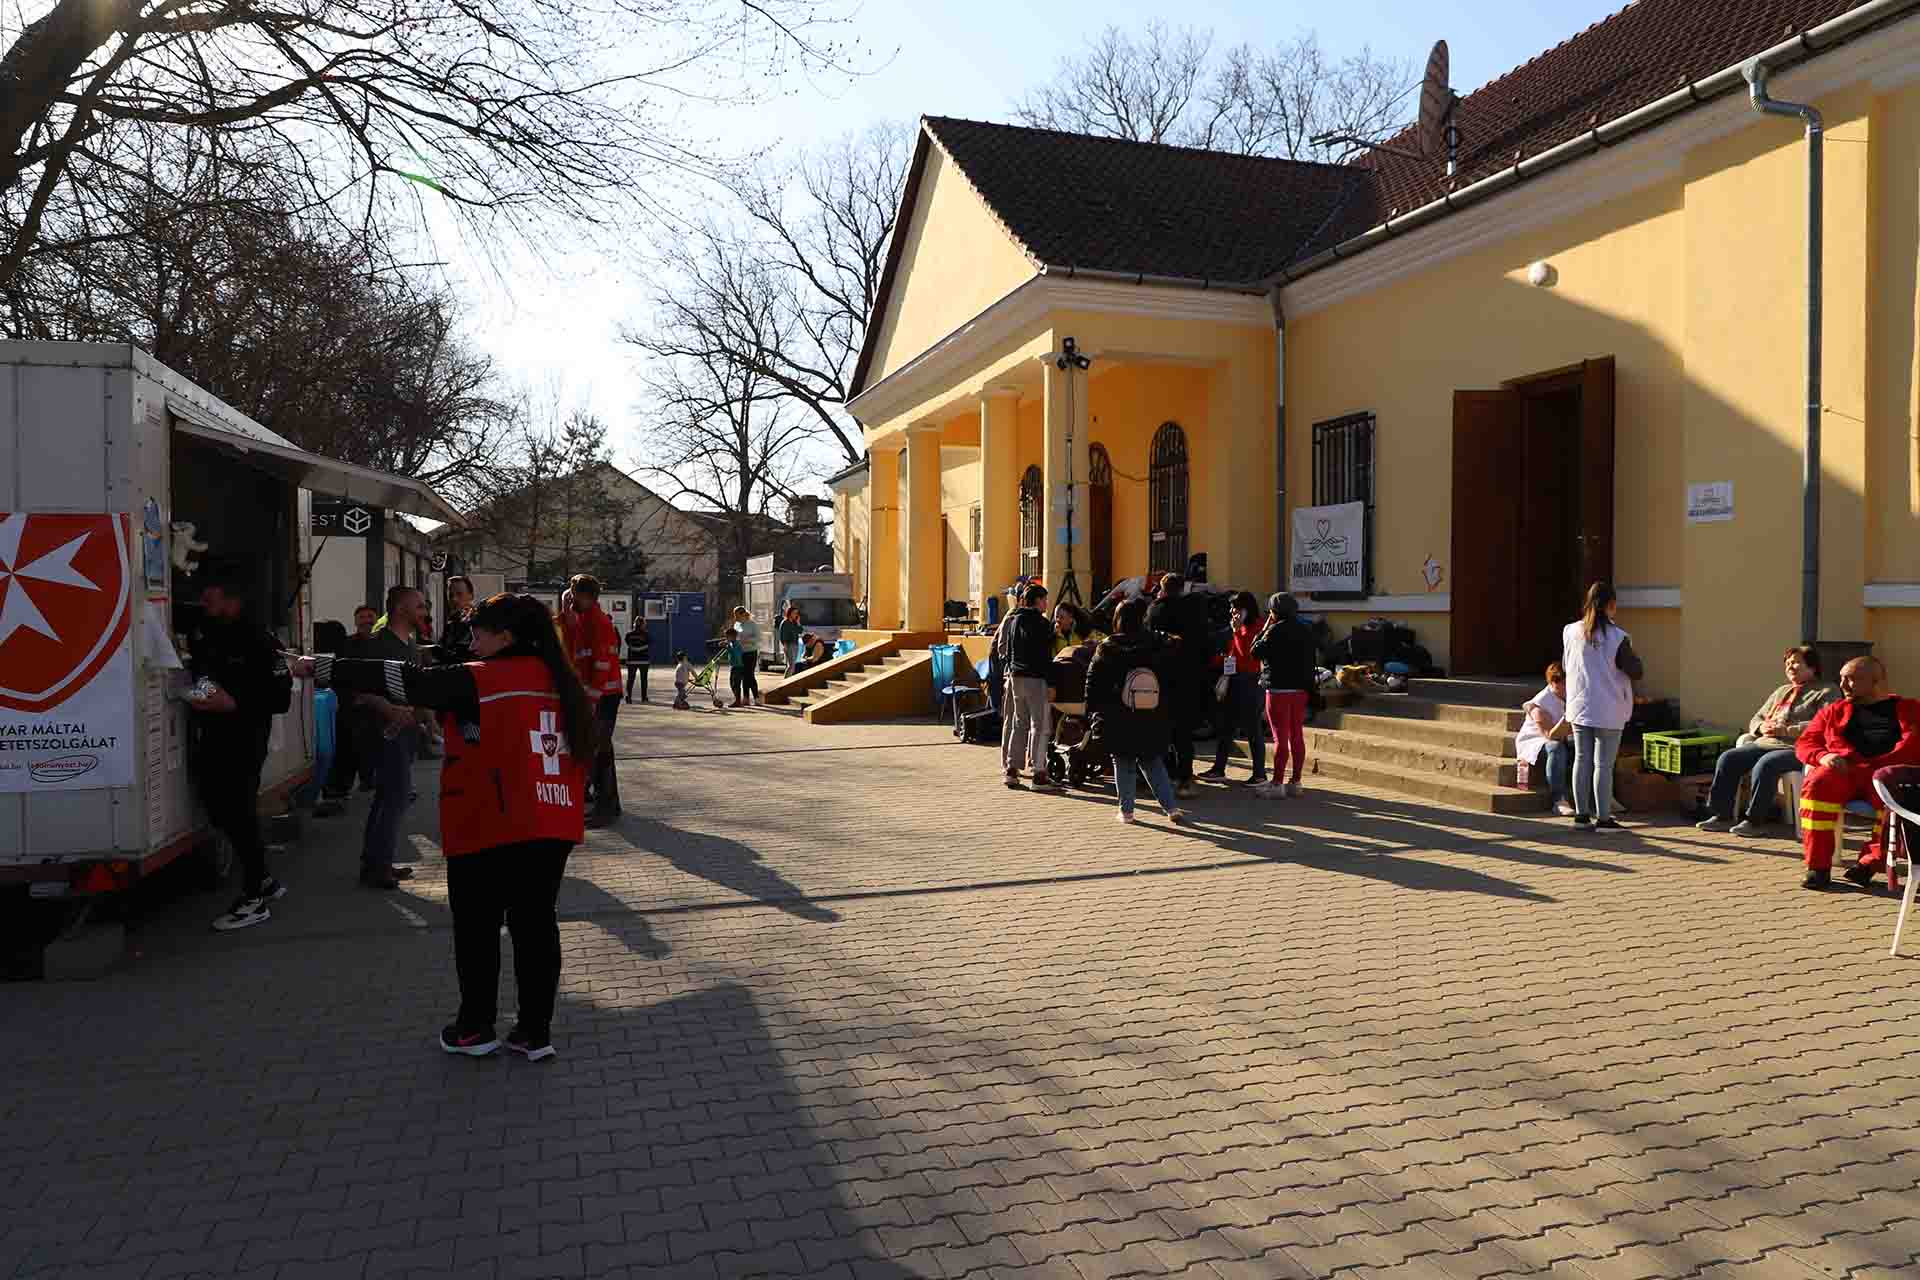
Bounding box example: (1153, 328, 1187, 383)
(9, 705, 1920, 1278)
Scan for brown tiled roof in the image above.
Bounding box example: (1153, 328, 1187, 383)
(921, 116, 1364, 286)
(1307, 0, 1872, 252)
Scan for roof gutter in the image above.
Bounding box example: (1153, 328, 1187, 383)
(1046, 263, 1270, 295)
(1268, 0, 1920, 289)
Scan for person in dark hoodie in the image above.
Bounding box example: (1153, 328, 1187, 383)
(995, 582, 1058, 789)
(1087, 597, 1189, 825)
(1145, 573, 1211, 797)
(1251, 592, 1319, 798)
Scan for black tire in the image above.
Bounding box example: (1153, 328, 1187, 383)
(1068, 758, 1087, 787)
(1046, 753, 1067, 784)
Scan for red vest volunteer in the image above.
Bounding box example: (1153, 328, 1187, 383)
(300, 592, 594, 1060)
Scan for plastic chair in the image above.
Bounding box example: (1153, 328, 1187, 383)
(930, 644, 961, 718)
(1781, 769, 1876, 853)
(1874, 771, 1920, 956)
(943, 655, 991, 735)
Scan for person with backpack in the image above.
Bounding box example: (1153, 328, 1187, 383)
(189, 567, 295, 932)
(1087, 597, 1189, 825)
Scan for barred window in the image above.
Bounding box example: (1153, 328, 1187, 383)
(1311, 412, 1375, 598)
(1019, 465, 1042, 580)
(1148, 422, 1189, 574)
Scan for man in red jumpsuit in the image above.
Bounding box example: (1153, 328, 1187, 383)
(1795, 656, 1920, 888)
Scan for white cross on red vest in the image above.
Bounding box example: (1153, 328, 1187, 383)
(527, 710, 568, 775)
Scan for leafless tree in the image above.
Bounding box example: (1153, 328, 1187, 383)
(1015, 23, 1411, 160)
(631, 122, 909, 469)
(1, 0, 862, 291)
(5, 142, 514, 507)
(631, 271, 816, 593)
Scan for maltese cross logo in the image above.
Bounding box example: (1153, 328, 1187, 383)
(0, 514, 132, 714)
(527, 709, 569, 776)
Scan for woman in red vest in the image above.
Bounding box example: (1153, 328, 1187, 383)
(290, 593, 594, 1060)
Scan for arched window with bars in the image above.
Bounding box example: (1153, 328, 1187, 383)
(1019, 465, 1043, 580)
(1148, 423, 1189, 574)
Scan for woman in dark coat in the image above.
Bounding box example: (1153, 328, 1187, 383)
(1086, 597, 1189, 826)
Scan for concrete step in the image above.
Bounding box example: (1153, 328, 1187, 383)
(1305, 727, 1518, 786)
(1402, 677, 1541, 709)
(1317, 709, 1517, 758)
(1310, 751, 1548, 815)
(1353, 693, 1526, 732)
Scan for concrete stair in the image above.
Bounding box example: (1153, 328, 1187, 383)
(1307, 678, 1548, 815)
(787, 652, 923, 718)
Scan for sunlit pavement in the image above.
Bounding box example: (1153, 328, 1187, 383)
(5, 699, 1919, 1279)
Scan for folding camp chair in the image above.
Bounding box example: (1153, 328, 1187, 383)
(943, 654, 991, 735)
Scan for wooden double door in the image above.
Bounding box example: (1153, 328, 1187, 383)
(1450, 357, 1615, 677)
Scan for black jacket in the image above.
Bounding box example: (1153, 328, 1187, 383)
(187, 617, 286, 762)
(1251, 616, 1317, 692)
(1086, 630, 1174, 760)
(995, 607, 1054, 679)
(625, 626, 651, 663)
(1146, 592, 1211, 677)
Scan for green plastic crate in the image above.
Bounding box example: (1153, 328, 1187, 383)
(1641, 730, 1730, 777)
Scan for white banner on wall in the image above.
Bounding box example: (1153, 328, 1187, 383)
(1289, 502, 1366, 594)
(0, 513, 136, 793)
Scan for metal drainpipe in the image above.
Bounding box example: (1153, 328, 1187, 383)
(1268, 286, 1288, 588)
(1744, 59, 1824, 644)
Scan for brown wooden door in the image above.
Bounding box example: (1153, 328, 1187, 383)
(1088, 445, 1113, 598)
(1578, 356, 1616, 591)
(1451, 389, 1527, 675)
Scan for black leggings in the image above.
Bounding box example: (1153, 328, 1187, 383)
(729, 662, 760, 700)
(447, 840, 572, 1039)
(197, 760, 268, 896)
(624, 663, 649, 700)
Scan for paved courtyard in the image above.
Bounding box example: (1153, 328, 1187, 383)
(5, 700, 1920, 1280)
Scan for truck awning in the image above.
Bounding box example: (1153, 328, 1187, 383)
(168, 404, 465, 527)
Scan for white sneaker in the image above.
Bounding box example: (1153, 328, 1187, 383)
(211, 895, 271, 932)
(1728, 820, 1768, 838)
(1696, 815, 1734, 832)
(1284, 780, 1303, 798)
(1554, 801, 1577, 817)
(1116, 810, 1137, 825)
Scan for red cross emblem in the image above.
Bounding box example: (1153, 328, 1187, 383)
(0, 514, 132, 713)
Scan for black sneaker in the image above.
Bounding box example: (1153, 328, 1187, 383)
(1004, 772, 1025, 790)
(1572, 814, 1593, 828)
(1843, 863, 1876, 887)
(211, 894, 271, 932)
(439, 1024, 499, 1056)
(505, 1027, 557, 1062)
(1198, 768, 1228, 781)
(1593, 818, 1625, 833)
(260, 877, 288, 901)
(389, 866, 414, 881)
(1803, 868, 1833, 890)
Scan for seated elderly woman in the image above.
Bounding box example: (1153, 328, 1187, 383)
(1516, 662, 1575, 815)
(1696, 644, 1838, 835)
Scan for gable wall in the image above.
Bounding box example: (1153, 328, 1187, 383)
(865, 145, 1039, 386)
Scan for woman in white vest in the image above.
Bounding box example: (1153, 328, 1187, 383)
(1561, 582, 1645, 831)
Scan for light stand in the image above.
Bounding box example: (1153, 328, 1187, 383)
(1054, 337, 1091, 608)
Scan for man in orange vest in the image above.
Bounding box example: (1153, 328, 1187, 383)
(559, 575, 624, 825)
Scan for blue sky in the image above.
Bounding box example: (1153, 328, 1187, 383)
(461, 0, 1629, 477)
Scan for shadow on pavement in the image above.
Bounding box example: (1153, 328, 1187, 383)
(600, 815, 841, 923)
(558, 873, 671, 959)
(427, 977, 928, 1277)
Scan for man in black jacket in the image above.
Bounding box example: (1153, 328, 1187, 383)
(1146, 573, 1210, 797)
(995, 582, 1057, 789)
(190, 568, 292, 932)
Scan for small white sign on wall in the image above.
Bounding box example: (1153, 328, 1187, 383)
(1687, 481, 1734, 524)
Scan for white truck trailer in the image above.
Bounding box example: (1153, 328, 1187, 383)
(741, 556, 859, 669)
(0, 342, 459, 905)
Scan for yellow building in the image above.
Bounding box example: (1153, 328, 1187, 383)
(851, 0, 1920, 732)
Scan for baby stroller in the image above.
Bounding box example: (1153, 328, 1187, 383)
(1047, 704, 1111, 787)
(1044, 648, 1110, 787)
